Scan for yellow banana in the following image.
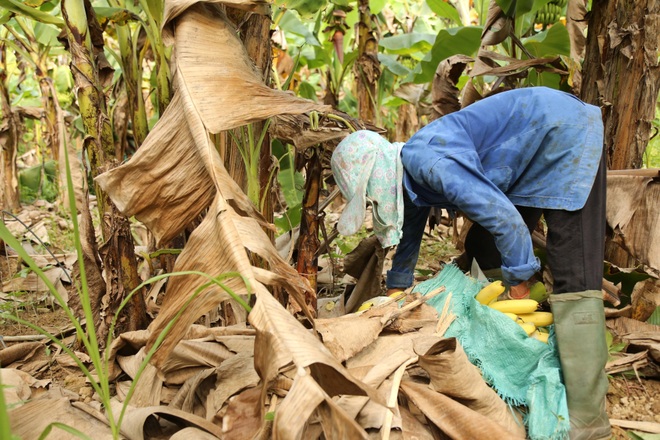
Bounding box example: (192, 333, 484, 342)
(517, 311, 554, 327)
(489, 299, 539, 314)
(518, 322, 537, 335)
(532, 331, 550, 343)
(503, 312, 518, 321)
(475, 280, 505, 305)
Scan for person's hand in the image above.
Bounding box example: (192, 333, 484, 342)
(508, 281, 530, 300)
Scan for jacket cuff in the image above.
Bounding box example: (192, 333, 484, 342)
(502, 258, 541, 286)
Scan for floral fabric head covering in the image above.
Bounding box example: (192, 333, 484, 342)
(330, 130, 404, 248)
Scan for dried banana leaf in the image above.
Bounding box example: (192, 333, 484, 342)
(163, 0, 270, 23)
(171, 6, 327, 134)
(94, 93, 215, 245)
(606, 176, 660, 271)
(401, 380, 524, 439)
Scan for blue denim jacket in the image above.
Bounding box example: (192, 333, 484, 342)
(387, 87, 604, 288)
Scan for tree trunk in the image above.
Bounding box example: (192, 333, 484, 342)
(580, 0, 660, 170)
(581, 0, 660, 268)
(62, 0, 146, 345)
(0, 41, 20, 211)
(296, 148, 321, 314)
(355, 0, 380, 124)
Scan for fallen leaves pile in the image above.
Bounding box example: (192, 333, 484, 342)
(3, 277, 660, 439)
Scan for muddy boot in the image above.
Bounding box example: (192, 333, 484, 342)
(549, 291, 611, 440)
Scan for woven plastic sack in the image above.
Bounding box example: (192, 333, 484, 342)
(414, 264, 570, 440)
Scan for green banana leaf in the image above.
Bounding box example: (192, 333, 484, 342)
(426, 0, 462, 26)
(379, 32, 435, 55)
(416, 26, 482, 83)
(0, 0, 63, 26)
(523, 23, 570, 57)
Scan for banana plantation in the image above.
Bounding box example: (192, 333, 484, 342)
(1, 0, 659, 438)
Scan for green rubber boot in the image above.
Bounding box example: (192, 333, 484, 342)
(549, 291, 611, 440)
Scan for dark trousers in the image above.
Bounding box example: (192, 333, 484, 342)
(465, 152, 606, 294)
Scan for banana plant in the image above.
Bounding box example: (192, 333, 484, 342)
(0, 31, 20, 210)
(60, 0, 147, 341)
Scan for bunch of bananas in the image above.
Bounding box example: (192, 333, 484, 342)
(535, 0, 566, 27)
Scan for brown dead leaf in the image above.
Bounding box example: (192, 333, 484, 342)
(170, 5, 327, 134)
(9, 398, 115, 440)
(99, 3, 320, 367)
(0, 342, 44, 367)
(471, 53, 562, 77)
(623, 333, 660, 363)
(386, 303, 438, 333)
(112, 399, 224, 440)
(343, 235, 386, 312)
(0, 368, 33, 405)
(170, 427, 220, 440)
(2, 267, 69, 301)
(481, 0, 511, 46)
(431, 55, 472, 120)
(316, 314, 385, 362)
(163, 0, 270, 24)
(54, 351, 91, 368)
(346, 333, 438, 371)
(606, 177, 660, 271)
(95, 92, 216, 246)
(606, 176, 652, 231)
(117, 348, 164, 407)
(398, 405, 435, 439)
(206, 352, 260, 419)
(168, 368, 216, 417)
(274, 372, 369, 440)
(400, 380, 524, 439)
(250, 288, 382, 402)
(607, 317, 660, 362)
(337, 348, 417, 427)
(270, 113, 356, 150)
(415, 338, 526, 438)
(221, 386, 263, 440)
(631, 277, 660, 321)
(606, 350, 649, 375)
(146, 196, 257, 367)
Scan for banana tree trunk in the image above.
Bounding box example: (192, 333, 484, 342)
(355, 0, 380, 124)
(580, 0, 660, 269)
(296, 148, 321, 314)
(62, 0, 146, 344)
(580, 0, 660, 170)
(0, 41, 20, 211)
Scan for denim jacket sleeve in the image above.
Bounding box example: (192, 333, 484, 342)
(424, 149, 540, 285)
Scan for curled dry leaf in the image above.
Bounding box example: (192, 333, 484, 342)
(431, 54, 473, 120)
(273, 372, 369, 440)
(415, 338, 527, 438)
(97, 1, 324, 368)
(481, 0, 511, 46)
(400, 380, 525, 439)
(606, 176, 660, 271)
(95, 93, 216, 246)
(170, 6, 327, 134)
(249, 287, 382, 402)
